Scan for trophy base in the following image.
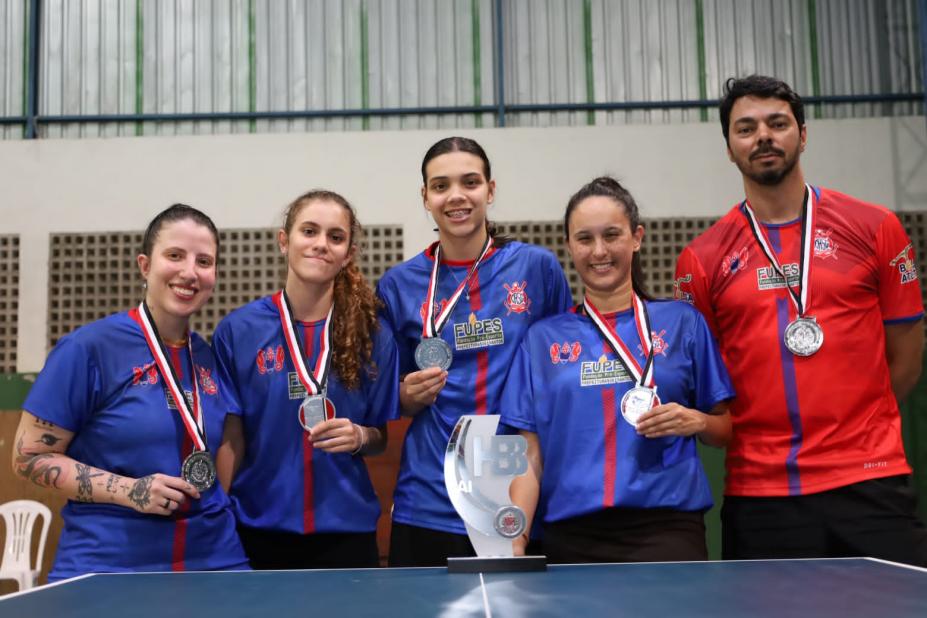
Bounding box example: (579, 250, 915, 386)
(447, 555, 548, 574)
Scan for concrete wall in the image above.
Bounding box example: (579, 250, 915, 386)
(2, 116, 926, 372)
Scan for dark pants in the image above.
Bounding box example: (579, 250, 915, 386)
(722, 475, 927, 567)
(543, 507, 707, 564)
(388, 522, 476, 567)
(238, 525, 379, 570)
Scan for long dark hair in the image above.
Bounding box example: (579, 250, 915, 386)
(282, 190, 380, 390)
(141, 203, 220, 264)
(421, 136, 512, 247)
(563, 176, 651, 300)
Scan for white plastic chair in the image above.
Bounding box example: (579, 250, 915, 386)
(0, 500, 52, 591)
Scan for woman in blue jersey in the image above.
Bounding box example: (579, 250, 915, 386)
(213, 189, 398, 569)
(502, 177, 734, 563)
(377, 136, 573, 566)
(13, 204, 248, 580)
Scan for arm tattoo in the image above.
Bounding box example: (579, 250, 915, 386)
(36, 433, 62, 447)
(128, 475, 154, 510)
(105, 473, 121, 494)
(14, 437, 63, 488)
(75, 463, 104, 503)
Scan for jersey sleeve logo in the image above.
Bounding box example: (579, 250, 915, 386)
(256, 345, 286, 375)
(722, 246, 750, 278)
(889, 243, 918, 285)
(503, 281, 532, 315)
(673, 274, 693, 303)
(549, 341, 582, 364)
(813, 228, 838, 260)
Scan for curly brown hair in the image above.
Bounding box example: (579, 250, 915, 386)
(283, 190, 380, 391)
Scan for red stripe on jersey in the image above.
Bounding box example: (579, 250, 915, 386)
(467, 270, 489, 415)
(302, 323, 316, 534)
(602, 387, 617, 508)
(169, 347, 190, 571)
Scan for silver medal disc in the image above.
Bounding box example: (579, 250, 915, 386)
(620, 386, 657, 427)
(784, 317, 823, 356)
(298, 394, 335, 431)
(493, 505, 527, 539)
(182, 451, 216, 492)
(414, 337, 453, 371)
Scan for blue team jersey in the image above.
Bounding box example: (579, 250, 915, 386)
(377, 240, 573, 534)
(500, 300, 734, 522)
(22, 310, 248, 581)
(212, 296, 399, 534)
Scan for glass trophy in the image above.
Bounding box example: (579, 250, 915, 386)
(444, 414, 546, 572)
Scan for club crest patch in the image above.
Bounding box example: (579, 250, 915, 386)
(503, 281, 531, 315)
(722, 247, 750, 277)
(890, 243, 918, 284)
(256, 345, 285, 375)
(549, 341, 582, 364)
(638, 330, 668, 357)
(813, 228, 838, 260)
(132, 362, 159, 386)
(420, 298, 450, 322)
(197, 366, 218, 395)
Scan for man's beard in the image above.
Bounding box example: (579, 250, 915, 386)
(737, 144, 800, 186)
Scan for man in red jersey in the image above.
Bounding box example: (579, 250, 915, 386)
(675, 74, 927, 565)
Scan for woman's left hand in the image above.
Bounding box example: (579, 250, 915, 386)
(635, 402, 707, 439)
(309, 418, 365, 453)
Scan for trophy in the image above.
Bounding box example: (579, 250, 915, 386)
(444, 415, 546, 573)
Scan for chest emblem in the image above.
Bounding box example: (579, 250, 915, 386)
(638, 330, 668, 357)
(813, 228, 838, 260)
(503, 281, 532, 315)
(132, 362, 159, 386)
(722, 246, 750, 278)
(549, 341, 582, 364)
(197, 366, 218, 395)
(256, 345, 285, 375)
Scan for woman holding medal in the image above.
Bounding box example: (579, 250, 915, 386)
(500, 177, 734, 563)
(377, 136, 573, 566)
(212, 189, 398, 569)
(13, 204, 248, 580)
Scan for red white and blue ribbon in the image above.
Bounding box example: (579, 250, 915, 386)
(582, 293, 656, 389)
(421, 235, 494, 338)
(273, 290, 334, 397)
(137, 302, 207, 453)
(741, 184, 815, 317)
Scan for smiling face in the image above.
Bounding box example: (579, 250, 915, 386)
(422, 150, 495, 247)
(726, 95, 806, 186)
(567, 195, 643, 302)
(137, 217, 218, 334)
(279, 198, 354, 287)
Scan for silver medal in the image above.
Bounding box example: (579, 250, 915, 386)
(298, 394, 334, 431)
(182, 450, 216, 492)
(784, 316, 823, 356)
(620, 386, 657, 427)
(414, 337, 453, 371)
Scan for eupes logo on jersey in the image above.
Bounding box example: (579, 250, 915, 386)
(550, 341, 582, 364)
(673, 274, 693, 303)
(757, 263, 800, 290)
(580, 355, 632, 387)
(890, 244, 918, 285)
(722, 247, 750, 277)
(454, 313, 505, 350)
(196, 366, 218, 396)
(503, 281, 531, 315)
(813, 228, 838, 260)
(287, 373, 308, 400)
(132, 362, 158, 386)
(256, 345, 285, 375)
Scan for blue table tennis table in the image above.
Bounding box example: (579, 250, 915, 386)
(1, 557, 925, 617)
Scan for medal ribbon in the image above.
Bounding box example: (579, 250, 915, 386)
(741, 185, 815, 316)
(273, 290, 334, 397)
(137, 302, 207, 453)
(582, 293, 656, 388)
(421, 235, 494, 338)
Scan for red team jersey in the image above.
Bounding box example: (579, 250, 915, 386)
(675, 186, 923, 497)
